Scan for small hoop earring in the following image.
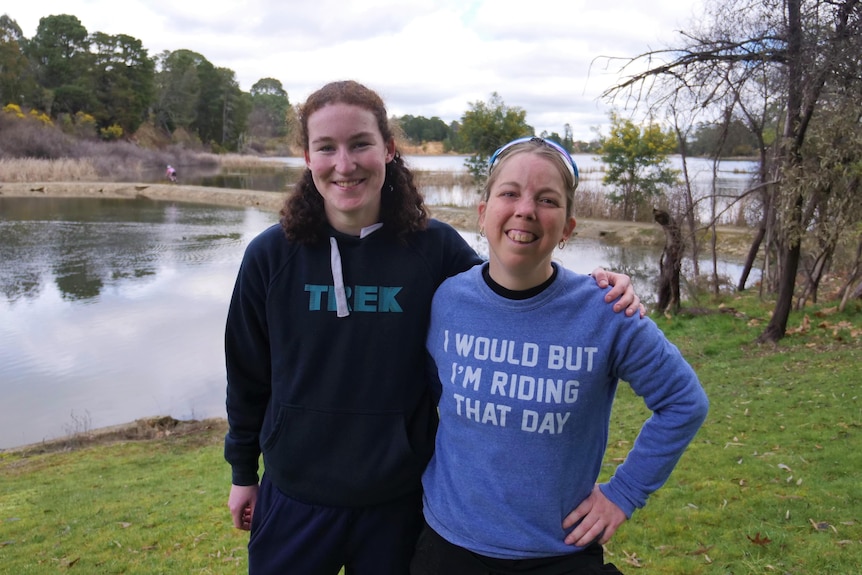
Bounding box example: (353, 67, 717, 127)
(558, 239, 567, 249)
(479, 228, 486, 238)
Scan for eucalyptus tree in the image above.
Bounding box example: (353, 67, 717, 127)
(398, 114, 450, 144)
(154, 49, 202, 135)
(209, 66, 249, 152)
(602, 0, 862, 342)
(597, 112, 679, 222)
(248, 77, 290, 141)
(154, 49, 247, 151)
(89, 32, 154, 135)
(0, 15, 36, 107)
(25, 14, 93, 114)
(458, 92, 532, 187)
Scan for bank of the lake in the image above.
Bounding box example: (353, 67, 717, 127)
(0, 181, 756, 255)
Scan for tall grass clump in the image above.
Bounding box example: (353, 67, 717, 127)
(0, 158, 99, 182)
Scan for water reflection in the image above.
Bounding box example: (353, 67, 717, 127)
(0, 198, 277, 449)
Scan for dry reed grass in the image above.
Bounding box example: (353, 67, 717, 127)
(215, 153, 285, 170)
(0, 158, 100, 182)
(412, 170, 474, 188)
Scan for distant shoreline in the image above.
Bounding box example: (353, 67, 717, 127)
(0, 180, 713, 244)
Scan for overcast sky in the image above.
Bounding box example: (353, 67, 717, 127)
(9, 1, 701, 141)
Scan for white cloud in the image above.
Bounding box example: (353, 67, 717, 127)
(7, 0, 701, 140)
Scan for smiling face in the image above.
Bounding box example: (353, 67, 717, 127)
(479, 150, 576, 290)
(304, 103, 395, 235)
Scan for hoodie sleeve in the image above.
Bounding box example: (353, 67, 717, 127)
(223, 238, 273, 486)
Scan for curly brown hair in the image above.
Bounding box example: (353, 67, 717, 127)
(280, 80, 428, 244)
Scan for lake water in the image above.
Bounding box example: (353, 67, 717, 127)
(0, 156, 758, 449)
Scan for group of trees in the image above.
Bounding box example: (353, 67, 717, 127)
(0, 13, 290, 152)
(600, 0, 862, 341)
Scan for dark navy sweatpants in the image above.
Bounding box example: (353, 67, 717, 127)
(248, 474, 423, 575)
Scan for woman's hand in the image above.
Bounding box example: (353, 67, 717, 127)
(591, 268, 645, 318)
(562, 484, 628, 547)
(228, 483, 259, 531)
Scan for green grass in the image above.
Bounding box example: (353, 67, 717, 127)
(1, 293, 860, 574)
(600, 295, 862, 573)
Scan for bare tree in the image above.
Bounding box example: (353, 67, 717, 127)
(601, 0, 862, 342)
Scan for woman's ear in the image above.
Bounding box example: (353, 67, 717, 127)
(562, 216, 577, 241)
(385, 137, 396, 163)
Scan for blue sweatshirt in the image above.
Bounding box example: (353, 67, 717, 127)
(422, 263, 709, 559)
(224, 220, 480, 507)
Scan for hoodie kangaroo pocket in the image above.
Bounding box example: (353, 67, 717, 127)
(263, 405, 427, 506)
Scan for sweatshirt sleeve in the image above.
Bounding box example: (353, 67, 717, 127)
(223, 239, 272, 486)
(599, 317, 709, 517)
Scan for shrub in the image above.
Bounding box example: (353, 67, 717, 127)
(100, 124, 124, 141)
(28, 109, 53, 126)
(3, 103, 25, 118)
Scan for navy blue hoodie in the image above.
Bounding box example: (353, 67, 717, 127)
(224, 219, 480, 507)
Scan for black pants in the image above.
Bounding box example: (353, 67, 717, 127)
(248, 474, 423, 575)
(410, 523, 624, 575)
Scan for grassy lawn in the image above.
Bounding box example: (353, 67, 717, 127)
(1, 293, 860, 574)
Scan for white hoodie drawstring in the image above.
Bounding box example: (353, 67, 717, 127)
(329, 237, 350, 318)
(329, 224, 383, 319)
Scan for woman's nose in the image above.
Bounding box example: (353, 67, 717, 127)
(514, 197, 537, 218)
(334, 148, 354, 172)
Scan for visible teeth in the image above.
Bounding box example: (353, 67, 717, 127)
(336, 180, 361, 187)
(507, 230, 535, 243)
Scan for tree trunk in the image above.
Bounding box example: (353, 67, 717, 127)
(653, 208, 683, 314)
(839, 237, 862, 312)
(759, 235, 802, 343)
(759, 0, 804, 344)
(738, 225, 766, 290)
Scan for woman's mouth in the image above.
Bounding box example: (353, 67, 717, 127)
(506, 230, 537, 243)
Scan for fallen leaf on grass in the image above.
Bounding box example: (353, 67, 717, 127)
(622, 550, 644, 568)
(747, 532, 772, 546)
(787, 315, 810, 334)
